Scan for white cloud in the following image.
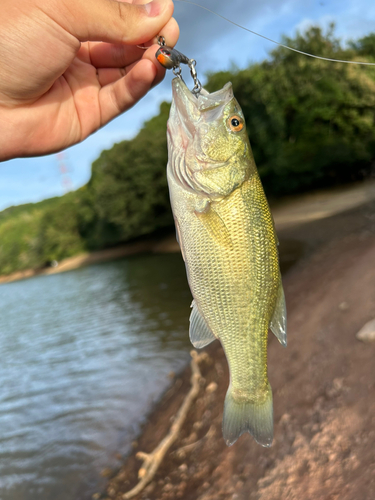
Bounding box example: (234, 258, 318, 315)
(294, 14, 335, 36)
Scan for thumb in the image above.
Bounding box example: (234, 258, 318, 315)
(57, 0, 174, 45)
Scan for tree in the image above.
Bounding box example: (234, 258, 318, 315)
(206, 26, 375, 195)
(86, 101, 173, 248)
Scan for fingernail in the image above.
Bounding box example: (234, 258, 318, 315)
(143, 0, 164, 17)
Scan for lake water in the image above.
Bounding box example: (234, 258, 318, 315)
(0, 253, 192, 500)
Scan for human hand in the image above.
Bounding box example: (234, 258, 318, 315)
(0, 0, 179, 161)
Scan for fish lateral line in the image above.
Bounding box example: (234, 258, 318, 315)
(174, 0, 375, 67)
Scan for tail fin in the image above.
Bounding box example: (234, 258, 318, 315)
(222, 384, 273, 447)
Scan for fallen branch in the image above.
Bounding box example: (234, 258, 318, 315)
(172, 424, 216, 459)
(122, 350, 205, 500)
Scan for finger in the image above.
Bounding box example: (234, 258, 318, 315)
(96, 41, 165, 87)
(96, 46, 161, 87)
(89, 43, 145, 69)
(99, 58, 158, 124)
(88, 17, 179, 68)
(138, 44, 167, 86)
(56, 0, 175, 45)
(97, 67, 128, 87)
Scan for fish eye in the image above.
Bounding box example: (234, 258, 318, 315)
(228, 115, 244, 132)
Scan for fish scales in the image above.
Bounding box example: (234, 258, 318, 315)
(167, 77, 286, 447)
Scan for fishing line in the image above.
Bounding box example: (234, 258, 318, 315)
(174, 0, 375, 67)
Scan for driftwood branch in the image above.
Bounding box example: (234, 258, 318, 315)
(172, 424, 216, 458)
(122, 350, 205, 500)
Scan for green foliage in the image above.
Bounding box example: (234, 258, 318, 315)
(86, 101, 173, 249)
(36, 193, 86, 263)
(0, 209, 43, 275)
(2, 26, 375, 276)
(206, 25, 375, 194)
(349, 33, 375, 57)
(0, 195, 85, 274)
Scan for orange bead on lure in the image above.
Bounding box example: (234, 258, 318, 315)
(156, 46, 190, 70)
(156, 40, 286, 447)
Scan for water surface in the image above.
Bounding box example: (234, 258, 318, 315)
(0, 253, 192, 500)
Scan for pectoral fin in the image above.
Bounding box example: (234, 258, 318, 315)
(270, 284, 287, 347)
(189, 300, 217, 349)
(195, 206, 233, 249)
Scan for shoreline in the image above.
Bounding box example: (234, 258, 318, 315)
(1, 181, 374, 286)
(0, 233, 180, 285)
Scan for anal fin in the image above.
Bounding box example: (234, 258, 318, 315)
(189, 300, 216, 349)
(270, 284, 287, 347)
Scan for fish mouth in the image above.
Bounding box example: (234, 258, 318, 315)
(168, 78, 238, 194)
(171, 78, 234, 136)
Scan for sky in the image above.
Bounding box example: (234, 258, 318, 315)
(2, 0, 375, 211)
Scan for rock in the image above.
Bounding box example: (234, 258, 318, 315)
(339, 302, 349, 311)
(356, 319, 375, 342)
(206, 382, 218, 394)
(107, 487, 116, 498)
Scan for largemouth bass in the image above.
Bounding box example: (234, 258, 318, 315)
(166, 78, 287, 447)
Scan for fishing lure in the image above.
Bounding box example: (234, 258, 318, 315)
(155, 36, 202, 95)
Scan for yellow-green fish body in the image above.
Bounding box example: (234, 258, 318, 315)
(167, 78, 286, 447)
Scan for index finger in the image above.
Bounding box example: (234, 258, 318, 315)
(88, 16, 179, 68)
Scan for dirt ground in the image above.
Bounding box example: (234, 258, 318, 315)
(98, 187, 375, 500)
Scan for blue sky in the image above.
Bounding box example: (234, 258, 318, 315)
(2, 0, 375, 211)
